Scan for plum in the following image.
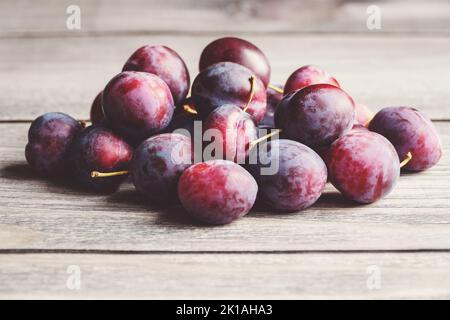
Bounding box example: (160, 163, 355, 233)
(368, 106, 442, 171)
(102, 71, 175, 144)
(178, 160, 258, 225)
(90, 91, 104, 124)
(249, 139, 327, 211)
(70, 125, 133, 192)
(284, 65, 339, 95)
(123, 45, 190, 106)
(199, 37, 271, 87)
(26, 112, 83, 177)
(191, 62, 267, 123)
(327, 130, 400, 203)
(131, 133, 192, 203)
(275, 84, 355, 147)
(203, 104, 257, 163)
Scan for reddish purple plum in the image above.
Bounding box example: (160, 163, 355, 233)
(90, 91, 104, 124)
(199, 37, 271, 87)
(284, 65, 340, 95)
(70, 125, 133, 192)
(368, 106, 442, 171)
(249, 139, 327, 211)
(123, 45, 190, 105)
(192, 62, 267, 123)
(275, 84, 355, 147)
(178, 160, 258, 225)
(203, 104, 257, 163)
(103, 71, 174, 144)
(131, 133, 192, 203)
(355, 103, 373, 126)
(26, 112, 83, 177)
(327, 130, 400, 203)
(260, 84, 283, 128)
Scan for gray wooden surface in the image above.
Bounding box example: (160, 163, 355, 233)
(0, 0, 449, 299)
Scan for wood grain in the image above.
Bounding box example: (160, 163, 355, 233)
(1, 0, 449, 36)
(1, 34, 450, 121)
(1, 252, 449, 299)
(1, 122, 449, 251)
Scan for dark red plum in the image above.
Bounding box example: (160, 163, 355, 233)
(199, 37, 271, 87)
(131, 133, 192, 203)
(260, 84, 283, 128)
(203, 104, 257, 163)
(249, 139, 327, 211)
(70, 125, 133, 192)
(327, 130, 400, 203)
(26, 112, 83, 177)
(123, 45, 190, 106)
(90, 91, 104, 124)
(192, 62, 267, 123)
(355, 103, 373, 126)
(103, 71, 175, 144)
(368, 106, 442, 171)
(178, 160, 258, 225)
(275, 84, 355, 147)
(284, 65, 340, 95)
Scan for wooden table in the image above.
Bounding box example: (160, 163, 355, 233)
(1, 0, 449, 299)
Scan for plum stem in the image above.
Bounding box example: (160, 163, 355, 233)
(400, 152, 413, 168)
(249, 129, 282, 149)
(243, 75, 256, 113)
(183, 103, 198, 115)
(363, 114, 375, 127)
(268, 84, 284, 94)
(91, 170, 129, 178)
(79, 120, 87, 128)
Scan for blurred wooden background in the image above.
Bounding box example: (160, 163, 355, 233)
(0, 0, 449, 299)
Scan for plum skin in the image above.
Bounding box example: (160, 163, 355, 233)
(275, 84, 355, 147)
(203, 104, 257, 163)
(102, 71, 175, 144)
(192, 62, 267, 124)
(249, 139, 327, 211)
(284, 65, 340, 95)
(131, 133, 192, 203)
(368, 106, 442, 171)
(199, 37, 271, 87)
(90, 91, 104, 124)
(25, 112, 83, 177)
(327, 130, 400, 204)
(123, 45, 190, 106)
(69, 125, 133, 192)
(178, 160, 258, 225)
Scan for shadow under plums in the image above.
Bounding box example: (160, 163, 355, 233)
(1, 163, 37, 181)
(1, 162, 118, 197)
(107, 189, 214, 229)
(249, 189, 361, 218)
(314, 191, 361, 209)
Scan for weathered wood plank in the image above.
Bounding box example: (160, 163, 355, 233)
(1, 34, 450, 121)
(0, 252, 449, 299)
(0, 122, 449, 251)
(1, 0, 449, 35)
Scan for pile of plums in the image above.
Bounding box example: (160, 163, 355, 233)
(26, 37, 443, 225)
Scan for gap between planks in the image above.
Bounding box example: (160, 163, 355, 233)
(1, 249, 450, 255)
(3, 30, 450, 40)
